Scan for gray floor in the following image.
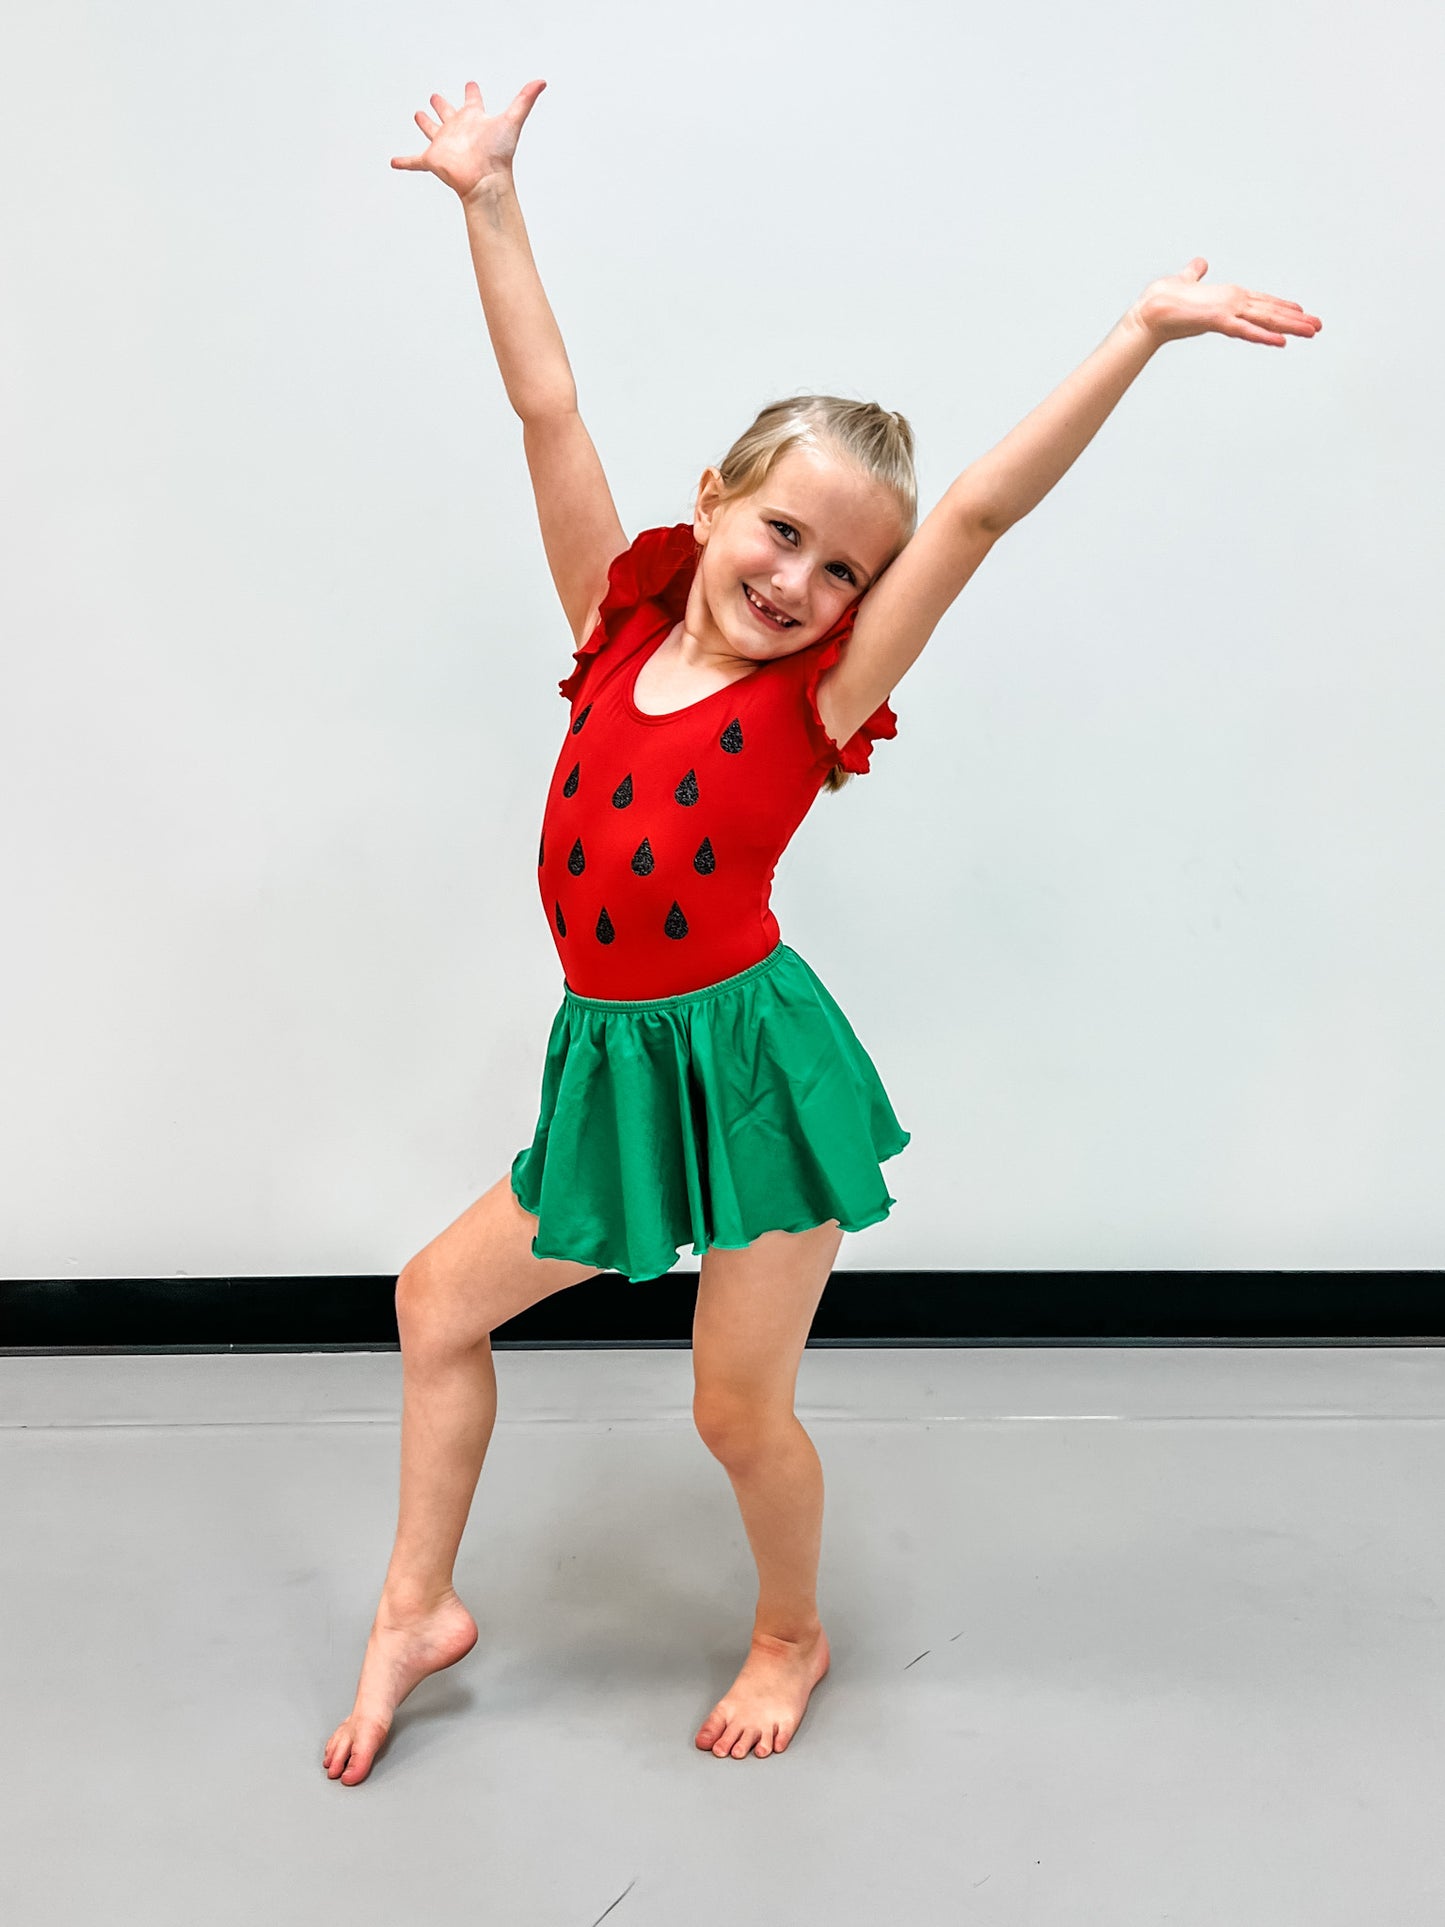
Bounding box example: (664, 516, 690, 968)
(3, 1344, 1444, 1926)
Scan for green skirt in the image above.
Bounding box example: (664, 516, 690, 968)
(509, 942, 910, 1283)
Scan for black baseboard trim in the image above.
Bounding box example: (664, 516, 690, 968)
(2, 1272, 1443, 1353)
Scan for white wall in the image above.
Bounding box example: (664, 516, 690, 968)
(2, 0, 1436, 1279)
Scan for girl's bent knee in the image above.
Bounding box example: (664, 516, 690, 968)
(693, 1393, 793, 1461)
(394, 1263, 431, 1333)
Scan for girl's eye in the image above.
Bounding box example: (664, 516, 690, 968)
(769, 520, 855, 585)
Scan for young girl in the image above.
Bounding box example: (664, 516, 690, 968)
(323, 75, 1320, 1784)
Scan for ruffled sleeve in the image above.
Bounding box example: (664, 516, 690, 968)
(558, 523, 699, 708)
(796, 601, 900, 776)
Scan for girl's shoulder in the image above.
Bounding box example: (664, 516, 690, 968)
(558, 524, 697, 707)
(782, 600, 901, 777)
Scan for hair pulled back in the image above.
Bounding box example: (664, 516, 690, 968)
(703, 394, 917, 793)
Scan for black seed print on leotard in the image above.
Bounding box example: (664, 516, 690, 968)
(630, 837, 655, 876)
(570, 703, 593, 736)
(538, 830, 544, 867)
(693, 837, 715, 875)
(664, 902, 689, 940)
(562, 762, 579, 797)
(720, 717, 744, 754)
(554, 900, 566, 937)
(567, 837, 585, 875)
(596, 906, 616, 944)
(612, 773, 633, 808)
(674, 768, 699, 806)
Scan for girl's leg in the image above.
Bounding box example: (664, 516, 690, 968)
(324, 1173, 599, 1786)
(689, 1217, 845, 1760)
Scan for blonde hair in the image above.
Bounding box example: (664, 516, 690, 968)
(702, 394, 917, 792)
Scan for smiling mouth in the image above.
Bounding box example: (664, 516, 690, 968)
(743, 584, 798, 628)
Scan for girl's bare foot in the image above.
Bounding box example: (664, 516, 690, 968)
(693, 1624, 831, 1759)
(323, 1588, 479, 1785)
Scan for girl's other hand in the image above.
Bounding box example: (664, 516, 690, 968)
(390, 77, 546, 202)
(1132, 257, 1323, 347)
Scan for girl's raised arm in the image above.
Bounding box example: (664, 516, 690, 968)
(392, 79, 627, 648)
(818, 259, 1322, 748)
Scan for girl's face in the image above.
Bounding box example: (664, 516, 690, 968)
(691, 445, 905, 661)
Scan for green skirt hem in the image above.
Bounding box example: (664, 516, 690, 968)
(510, 1124, 909, 1283)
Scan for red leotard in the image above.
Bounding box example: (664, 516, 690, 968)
(536, 523, 898, 999)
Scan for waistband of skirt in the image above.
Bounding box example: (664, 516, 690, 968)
(563, 942, 789, 1012)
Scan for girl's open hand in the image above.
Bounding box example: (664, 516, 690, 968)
(390, 77, 546, 202)
(1134, 258, 1322, 347)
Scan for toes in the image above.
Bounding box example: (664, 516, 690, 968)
(325, 1717, 387, 1783)
(698, 1710, 784, 1759)
(695, 1709, 727, 1750)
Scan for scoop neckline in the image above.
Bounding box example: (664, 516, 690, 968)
(624, 623, 764, 725)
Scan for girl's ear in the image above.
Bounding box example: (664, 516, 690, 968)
(693, 467, 726, 540)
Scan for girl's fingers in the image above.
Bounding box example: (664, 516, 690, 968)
(1237, 302, 1286, 338)
(510, 78, 547, 123)
(1230, 319, 1287, 345)
(1262, 306, 1320, 333)
(1254, 293, 1323, 331)
(413, 109, 440, 139)
(1241, 298, 1316, 336)
(429, 92, 457, 121)
(465, 80, 485, 111)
